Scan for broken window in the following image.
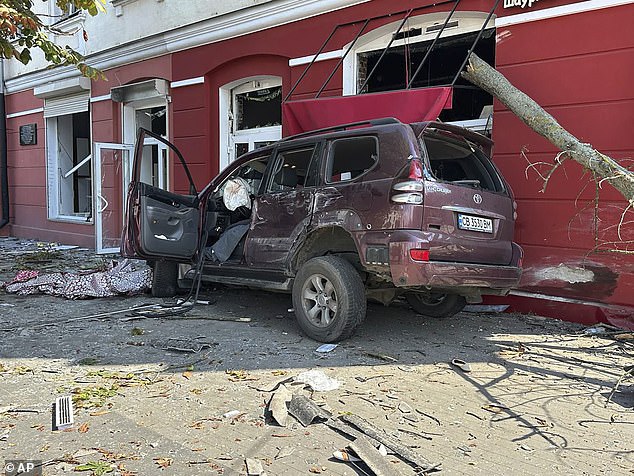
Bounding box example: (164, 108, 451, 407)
(46, 109, 92, 220)
(421, 129, 504, 193)
(135, 106, 168, 189)
(234, 85, 282, 130)
(227, 78, 283, 165)
(358, 28, 495, 122)
(270, 146, 319, 193)
(327, 137, 378, 183)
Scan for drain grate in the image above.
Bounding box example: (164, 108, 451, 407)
(54, 396, 74, 430)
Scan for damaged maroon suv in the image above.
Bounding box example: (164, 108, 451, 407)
(122, 118, 522, 342)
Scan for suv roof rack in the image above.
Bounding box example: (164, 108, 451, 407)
(281, 117, 402, 142)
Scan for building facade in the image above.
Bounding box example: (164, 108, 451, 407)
(1, 0, 633, 327)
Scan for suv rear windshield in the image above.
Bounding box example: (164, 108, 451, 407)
(421, 130, 505, 193)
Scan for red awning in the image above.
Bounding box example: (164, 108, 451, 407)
(282, 87, 452, 136)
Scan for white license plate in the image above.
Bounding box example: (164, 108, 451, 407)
(457, 214, 493, 233)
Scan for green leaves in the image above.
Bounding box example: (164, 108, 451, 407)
(74, 461, 114, 476)
(0, 1, 105, 78)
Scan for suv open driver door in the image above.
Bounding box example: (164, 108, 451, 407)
(121, 128, 201, 262)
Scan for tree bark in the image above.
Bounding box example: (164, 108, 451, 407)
(461, 53, 634, 205)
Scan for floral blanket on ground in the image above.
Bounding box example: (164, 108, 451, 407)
(2, 260, 152, 299)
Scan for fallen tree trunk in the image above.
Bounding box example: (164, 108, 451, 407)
(462, 53, 634, 206)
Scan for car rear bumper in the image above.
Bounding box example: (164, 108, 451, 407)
(388, 230, 522, 292)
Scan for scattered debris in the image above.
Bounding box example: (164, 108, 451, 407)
(463, 304, 509, 313)
(71, 385, 119, 409)
(606, 364, 634, 407)
(154, 457, 173, 469)
(355, 374, 392, 383)
(274, 446, 295, 460)
(53, 396, 74, 430)
(315, 343, 338, 353)
(245, 458, 265, 475)
(288, 394, 331, 427)
(222, 410, 242, 419)
(349, 436, 400, 476)
(151, 338, 216, 353)
(451, 359, 471, 373)
(481, 404, 509, 414)
(497, 343, 527, 358)
(332, 450, 361, 462)
(366, 352, 398, 362)
(226, 369, 258, 381)
(268, 384, 292, 426)
(74, 461, 114, 475)
(340, 414, 438, 471)
(398, 402, 413, 414)
(397, 428, 436, 441)
(295, 369, 340, 392)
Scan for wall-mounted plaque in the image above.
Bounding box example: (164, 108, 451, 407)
(20, 123, 37, 146)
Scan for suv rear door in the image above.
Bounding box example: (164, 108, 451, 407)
(418, 125, 514, 265)
(121, 128, 201, 261)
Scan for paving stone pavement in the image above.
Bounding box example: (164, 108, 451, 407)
(0, 237, 632, 475)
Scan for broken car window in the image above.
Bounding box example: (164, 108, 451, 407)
(421, 131, 504, 193)
(269, 146, 318, 193)
(327, 136, 378, 183)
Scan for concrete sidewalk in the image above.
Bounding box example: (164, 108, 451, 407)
(0, 237, 632, 475)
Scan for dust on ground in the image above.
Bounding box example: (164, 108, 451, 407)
(0, 237, 632, 475)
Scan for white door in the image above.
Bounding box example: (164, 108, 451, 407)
(94, 143, 134, 254)
(93, 139, 169, 254)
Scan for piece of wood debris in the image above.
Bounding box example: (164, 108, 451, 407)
(349, 436, 402, 476)
(341, 414, 438, 471)
(366, 352, 398, 362)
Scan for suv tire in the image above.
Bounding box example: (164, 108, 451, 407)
(151, 260, 178, 298)
(406, 292, 466, 318)
(292, 256, 366, 343)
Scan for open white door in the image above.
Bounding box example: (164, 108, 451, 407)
(94, 143, 134, 254)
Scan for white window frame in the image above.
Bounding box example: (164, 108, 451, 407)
(219, 76, 282, 172)
(45, 96, 93, 224)
(342, 11, 495, 96)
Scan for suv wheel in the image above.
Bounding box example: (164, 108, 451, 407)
(406, 292, 466, 318)
(292, 256, 366, 343)
(151, 260, 178, 298)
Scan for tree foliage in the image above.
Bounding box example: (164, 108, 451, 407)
(0, 0, 105, 78)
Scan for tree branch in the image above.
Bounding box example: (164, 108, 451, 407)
(461, 53, 634, 205)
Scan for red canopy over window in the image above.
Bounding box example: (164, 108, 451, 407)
(282, 87, 452, 136)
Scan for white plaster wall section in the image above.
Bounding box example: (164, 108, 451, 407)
(533, 264, 595, 284)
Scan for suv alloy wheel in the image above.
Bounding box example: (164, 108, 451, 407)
(292, 256, 366, 342)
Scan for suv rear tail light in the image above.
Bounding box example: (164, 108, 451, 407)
(392, 156, 424, 204)
(408, 157, 424, 180)
(393, 181, 423, 192)
(392, 192, 423, 204)
(410, 249, 430, 261)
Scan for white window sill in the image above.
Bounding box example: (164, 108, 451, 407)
(48, 215, 93, 225)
